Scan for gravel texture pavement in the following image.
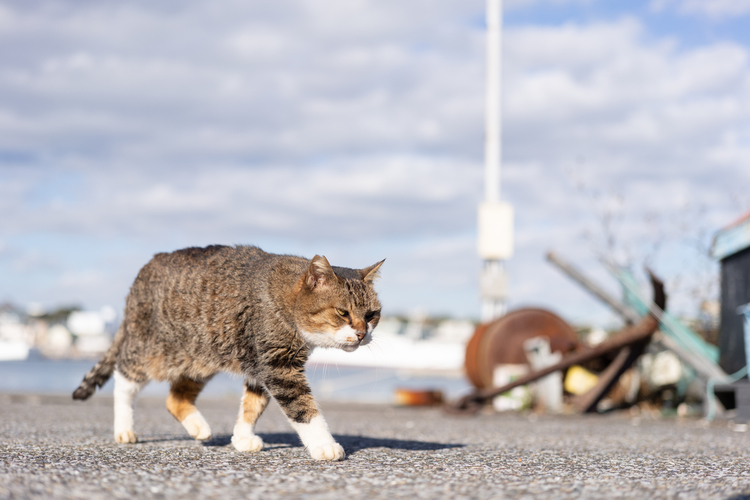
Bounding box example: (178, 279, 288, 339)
(2, 392, 750, 499)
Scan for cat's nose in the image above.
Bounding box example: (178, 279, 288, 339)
(355, 332, 366, 342)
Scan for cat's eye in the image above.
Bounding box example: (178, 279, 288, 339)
(365, 310, 380, 322)
(335, 308, 349, 317)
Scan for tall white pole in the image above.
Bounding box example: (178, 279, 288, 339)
(485, 0, 502, 205)
(478, 0, 512, 323)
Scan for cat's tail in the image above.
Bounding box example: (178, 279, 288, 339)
(72, 324, 125, 401)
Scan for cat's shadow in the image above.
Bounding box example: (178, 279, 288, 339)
(203, 433, 464, 453)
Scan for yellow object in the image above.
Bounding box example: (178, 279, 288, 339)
(564, 365, 599, 395)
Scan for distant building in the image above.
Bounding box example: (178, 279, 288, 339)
(712, 210, 750, 375)
(67, 308, 116, 355)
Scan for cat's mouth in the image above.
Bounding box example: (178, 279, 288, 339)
(298, 328, 369, 352)
(340, 334, 371, 351)
(310, 337, 361, 352)
(339, 332, 372, 352)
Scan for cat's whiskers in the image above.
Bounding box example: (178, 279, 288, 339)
(366, 336, 392, 356)
(363, 345, 385, 380)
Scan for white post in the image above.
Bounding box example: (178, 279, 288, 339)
(479, 0, 512, 323)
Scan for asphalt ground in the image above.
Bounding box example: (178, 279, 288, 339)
(2, 392, 750, 499)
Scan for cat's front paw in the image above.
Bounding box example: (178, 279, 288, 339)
(115, 430, 138, 444)
(232, 434, 264, 452)
(182, 412, 212, 441)
(309, 443, 345, 461)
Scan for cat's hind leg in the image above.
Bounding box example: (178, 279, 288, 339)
(231, 381, 269, 453)
(166, 376, 212, 441)
(113, 370, 146, 444)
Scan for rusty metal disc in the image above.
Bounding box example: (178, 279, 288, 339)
(465, 308, 581, 389)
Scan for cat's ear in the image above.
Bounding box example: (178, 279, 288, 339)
(306, 255, 334, 290)
(359, 259, 385, 284)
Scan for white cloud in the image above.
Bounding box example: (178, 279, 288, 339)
(2, 155, 481, 245)
(0, 1, 486, 171)
(504, 18, 750, 182)
(1, 2, 749, 320)
(498, 17, 750, 317)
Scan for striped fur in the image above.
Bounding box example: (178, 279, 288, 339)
(72, 245, 383, 460)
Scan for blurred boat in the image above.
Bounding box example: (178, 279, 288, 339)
(0, 339, 31, 361)
(308, 333, 465, 372)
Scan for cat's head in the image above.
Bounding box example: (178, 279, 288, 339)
(294, 255, 384, 352)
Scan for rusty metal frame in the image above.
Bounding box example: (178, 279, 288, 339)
(446, 271, 665, 415)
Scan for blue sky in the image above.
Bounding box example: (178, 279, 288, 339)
(1, 0, 749, 325)
(508, 0, 750, 45)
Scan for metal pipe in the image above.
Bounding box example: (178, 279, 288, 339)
(600, 259, 728, 382)
(547, 252, 727, 383)
(546, 252, 639, 324)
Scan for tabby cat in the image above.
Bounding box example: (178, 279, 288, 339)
(73, 245, 384, 461)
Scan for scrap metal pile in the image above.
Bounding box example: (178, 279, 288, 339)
(448, 253, 730, 417)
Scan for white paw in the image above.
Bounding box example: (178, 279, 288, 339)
(115, 430, 138, 444)
(309, 442, 345, 461)
(182, 412, 212, 441)
(231, 434, 264, 452)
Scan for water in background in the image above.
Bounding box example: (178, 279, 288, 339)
(0, 358, 472, 404)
